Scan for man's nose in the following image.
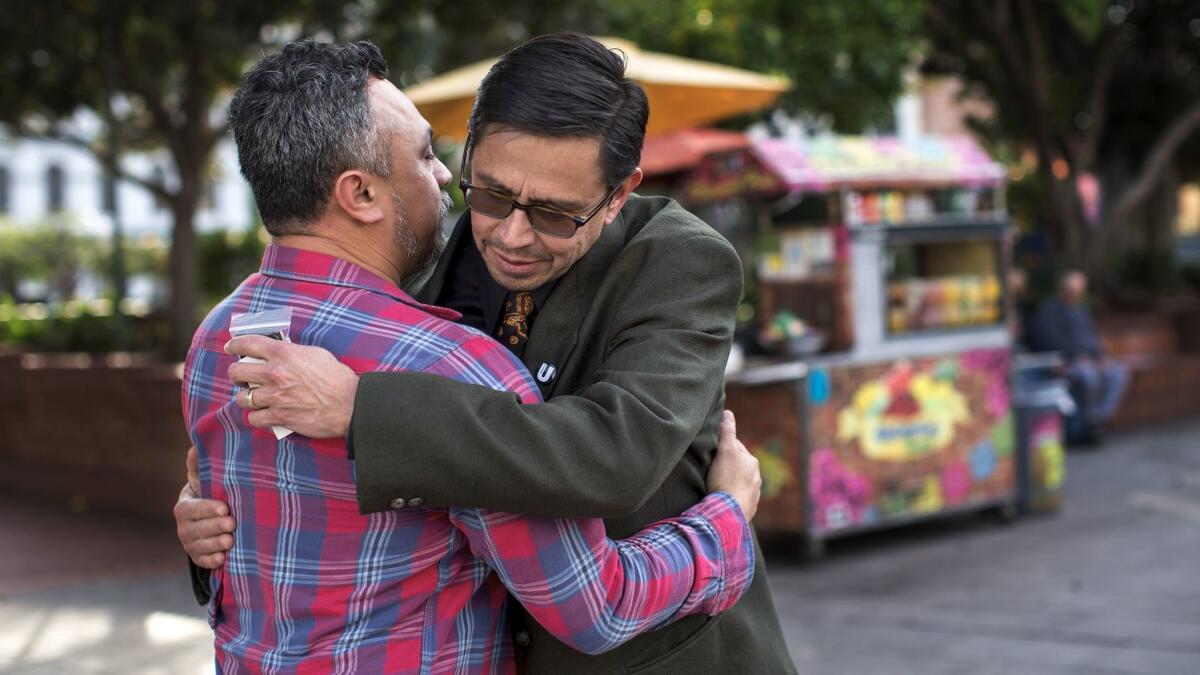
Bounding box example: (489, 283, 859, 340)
(434, 158, 452, 187)
(496, 207, 538, 249)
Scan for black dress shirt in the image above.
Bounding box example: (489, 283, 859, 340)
(438, 235, 557, 339)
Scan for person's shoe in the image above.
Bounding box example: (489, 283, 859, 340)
(1080, 423, 1107, 448)
(1067, 423, 1102, 448)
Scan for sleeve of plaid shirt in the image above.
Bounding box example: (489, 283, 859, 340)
(428, 334, 755, 654)
(448, 491, 755, 655)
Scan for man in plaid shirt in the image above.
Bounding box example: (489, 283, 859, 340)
(183, 40, 761, 674)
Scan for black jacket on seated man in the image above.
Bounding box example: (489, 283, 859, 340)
(1027, 297, 1103, 362)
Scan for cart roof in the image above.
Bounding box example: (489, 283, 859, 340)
(751, 135, 1006, 191)
(641, 128, 750, 177)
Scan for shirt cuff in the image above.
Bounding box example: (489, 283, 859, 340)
(684, 491, 756, 614)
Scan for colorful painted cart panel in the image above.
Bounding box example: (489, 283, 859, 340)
(806, 349, 1015, 535)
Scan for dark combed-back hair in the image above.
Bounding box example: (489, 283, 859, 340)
(467, 33, 649, 188)
(229, 39, 391, 235)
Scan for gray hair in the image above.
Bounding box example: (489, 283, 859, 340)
(229, 39, 392, 235)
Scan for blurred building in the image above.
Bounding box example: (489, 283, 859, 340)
(912, 77, 995, 137)
(0, 126, 255, 302)
(0, 130, 254, 237)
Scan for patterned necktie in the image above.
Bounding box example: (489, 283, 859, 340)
(496, 291, 536, 358)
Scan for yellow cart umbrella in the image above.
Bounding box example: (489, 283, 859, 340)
(404, 37, 791, 142)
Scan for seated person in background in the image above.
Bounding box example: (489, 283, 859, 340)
(1028, 270, 1130, 442)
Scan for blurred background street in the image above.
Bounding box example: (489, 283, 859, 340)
(3, 420, 1197, 675)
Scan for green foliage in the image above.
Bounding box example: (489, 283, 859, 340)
(0, 0, 356, 356)
(0, 224, 250, 352)
(198, 228, 267, 308)
(605, 0, 926, 131)
(0, 218, 101, 300)
(371, 0, 610, 88)
(1118, 250, 1185, 293)
(0, 297, 165, 352)
(111, 236, 169, 280)
(1181, 262, 1200, 290)
(367, 0, 924, 132)
(0, 1, 353, 150)
(924, 0, 1200, 269)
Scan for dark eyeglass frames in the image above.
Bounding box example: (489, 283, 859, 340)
(457, 139, 621, 239)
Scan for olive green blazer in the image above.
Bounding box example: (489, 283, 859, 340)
(352, 194, 796, 674)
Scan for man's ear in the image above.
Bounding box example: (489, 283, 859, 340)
(602, 168, 643, 225)
(331, 170, 385, 225)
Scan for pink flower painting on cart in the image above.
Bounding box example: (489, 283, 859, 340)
(961, 349, 1011, 419)
(809, 448, 874, 532)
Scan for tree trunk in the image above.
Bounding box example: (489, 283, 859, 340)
(1146, 166, 1179, 256)
(166, 181, 201, 360)
(1038, 164, 1088, 270)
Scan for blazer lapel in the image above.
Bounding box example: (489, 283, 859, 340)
(523, 209, 628, 398)
(523, 271, 579, 398)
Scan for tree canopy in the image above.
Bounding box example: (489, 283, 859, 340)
(924, 0, 1200, 278)
(0, 0, 350, 355)
(9, 0, 1198, 354)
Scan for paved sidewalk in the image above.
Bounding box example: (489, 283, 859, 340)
(0, 499, 209, 674)
(1, 420, 1197, 674)
(0, 576, 210, 675)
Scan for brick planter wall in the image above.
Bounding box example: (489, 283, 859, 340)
(0, 353, 189, 523)
(1097, 309, 1200, 429)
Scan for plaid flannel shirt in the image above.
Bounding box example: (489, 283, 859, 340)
(182, 244, 754, 674)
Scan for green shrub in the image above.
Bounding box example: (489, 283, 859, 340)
(199, 228, 267, 308)
(1118, 250, 1182, 292)
(0, 298, 165, 353)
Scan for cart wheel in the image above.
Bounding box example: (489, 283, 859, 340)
(991, 503, 1019, 524)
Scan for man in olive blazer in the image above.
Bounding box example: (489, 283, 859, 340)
(342, 192, 796, 674)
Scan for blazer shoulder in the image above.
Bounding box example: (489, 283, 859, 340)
(623, 194, 731, 249)
(610, 200, 742, 292)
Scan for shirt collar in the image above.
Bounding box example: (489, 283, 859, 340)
(259, 244, 461, 322)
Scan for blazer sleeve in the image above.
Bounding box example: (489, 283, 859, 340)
(350, 233, 742, 518)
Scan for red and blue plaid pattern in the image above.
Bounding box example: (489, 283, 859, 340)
(182, 244, 754, 674)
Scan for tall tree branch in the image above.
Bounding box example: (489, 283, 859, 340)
(1104, 100, 1200, 230)
(11, 125, 176, 203)
(205, 122, 231, 155)
(926, 3, 1011, 100)
(967, 0, 1050, 149)
(1075, 25, 1119, 170)
(1015, 0, 1049, 113)
(118, 65, 186, 163)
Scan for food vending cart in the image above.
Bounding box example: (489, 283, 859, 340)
(684, 135, 1017, 557)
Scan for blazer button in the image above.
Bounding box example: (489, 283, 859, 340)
(389, 497, 407, 510)
(514, 630, 532, 647)
(408, 497, 424, 508)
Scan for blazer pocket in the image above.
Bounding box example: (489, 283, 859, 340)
(625, 614, 724, 674)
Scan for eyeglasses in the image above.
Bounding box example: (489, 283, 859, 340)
(458, 138, 621, 239)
